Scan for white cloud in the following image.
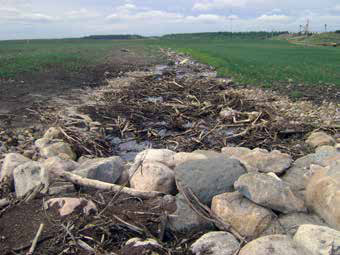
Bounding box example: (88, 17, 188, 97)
(257, 14, 292, 22)
(65, 8, 99, 19)
(335, 4, 340, 11)
(193, 0, 247, 10)
(0, 7, 56, 23)
(185, 14, 226, 23)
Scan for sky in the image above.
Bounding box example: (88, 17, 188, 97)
(0, 0, 340, 40)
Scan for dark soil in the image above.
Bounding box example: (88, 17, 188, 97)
(0, 192, 196, 255)
(0, 47, 165, 128)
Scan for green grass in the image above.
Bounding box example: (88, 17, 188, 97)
(147, 38, 340, 87)
(0, 39, 145, 78)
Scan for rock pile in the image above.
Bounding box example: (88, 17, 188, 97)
(0, 128, 339, 254)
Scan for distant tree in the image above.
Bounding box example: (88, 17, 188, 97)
(83, 35, 144, 40)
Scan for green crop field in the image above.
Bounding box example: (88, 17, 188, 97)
(0, 39, 147, 78)
(148, 37, 340, 88)
(1, 35, 340, 89)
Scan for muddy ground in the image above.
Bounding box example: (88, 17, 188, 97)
(0, 46, 338, 255)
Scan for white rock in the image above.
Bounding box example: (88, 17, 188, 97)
(125, 238, 161, 248)
(44, 197, 97, 216)
(191, 231, 240, 255)
(294, 224, 340, 255)
(130, 161, 176, 194)
(173, 152, 209, 167)
(0, 153, 31, 185)
(13, 161, 49, 197)
(134, 149, 176, 168)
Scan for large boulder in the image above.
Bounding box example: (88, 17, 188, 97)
(236, 149, 292, 174)
(239, 235, 307, 255)
(133, 149, 176, 168)
(175, 157, 246, 205)
(13, 161, 49, 197)
(235, 173, 305, 213)
(167, 194, 214, 233)
(211, 192, 277, 239)
(190, 231, 240, 255)
(278, 213, 326, 235)
(306, 131, 335, 148)
(0, 153, 31, 185)
(73, 157, 124, 184)
(44, 197, 97, 217)
(294, 224, 340, 255)
(305, 164, 340, 230)
(130, 161, 176, 194)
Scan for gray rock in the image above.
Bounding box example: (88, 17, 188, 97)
(175, 157, 246, 205)
(294, 147, 338, 169)
(191, 231, 240, 255)
(130, 162, 176, 194)
(281, 165, 309, 191)
(73, 157, 124, 184)
(211, 192, 276, 239)
(168, 194, 214, 233)
(13, 161, 49, 197)
(239, 235, 307, 255)
(294, 224, 340, 255)
(279, 213, 326, 235)
(0, 153, 31, 185)
(237, 149, 292, 174)
(235, 173, 306, 213)
(43, 157, 79, 173)
(40, 141, 76, 160)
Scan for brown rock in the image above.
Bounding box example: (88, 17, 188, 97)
(211, 192, 276, 239)
(306, 164, 340, 230)
(306, 132, 335, 148)
(221, 147, 251, 158)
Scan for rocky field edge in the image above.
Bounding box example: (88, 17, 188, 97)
(0, 49, 339, 255)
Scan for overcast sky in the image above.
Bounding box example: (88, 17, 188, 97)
(0, 0, 340, 40)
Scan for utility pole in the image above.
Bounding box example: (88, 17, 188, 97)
(299, 25, 303, 34)
(305, 19, 310, 35)
(325, 24, 327, 33)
